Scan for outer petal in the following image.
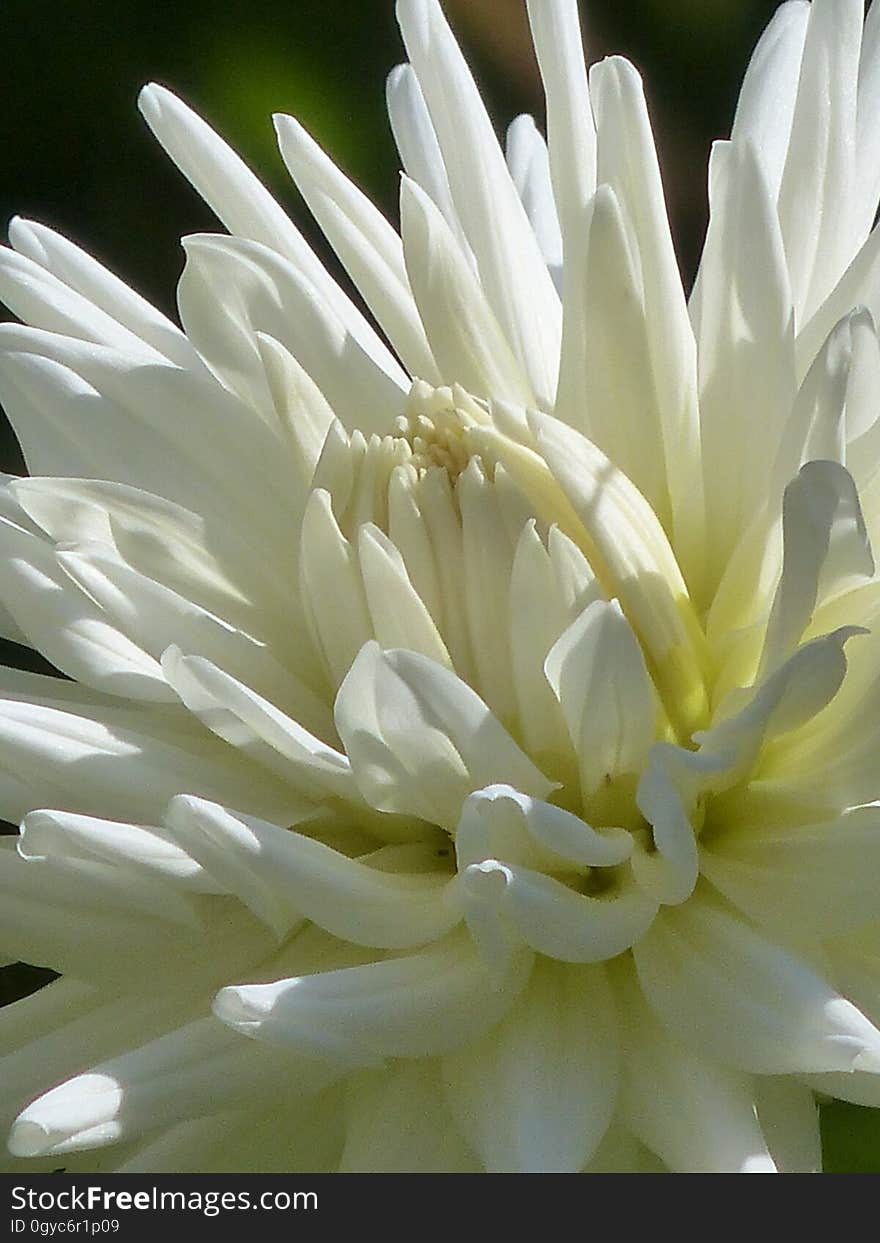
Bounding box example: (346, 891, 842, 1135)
(340, 1062, 478, 1173)
(396, 0, 562, 406)
(616, 961, 777, 1173)
(633, 893, 880, 1075)
(8, 1018, 337, 1157)
(213, 930, 533, 1065)
(165, 795, 457, 948)
(443, 959, 617, 1172)
(137, 83, 403, 382)
(274, 114, 439, 384)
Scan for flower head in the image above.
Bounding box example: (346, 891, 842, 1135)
(2, 0, 880, 1173)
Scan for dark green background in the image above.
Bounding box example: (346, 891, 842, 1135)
(0, 0, 876, 1171)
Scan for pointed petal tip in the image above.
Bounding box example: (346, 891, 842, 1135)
(271, 111, 302, 142)
(136, 82, 163, 119)
(852, 1040, 880, 1074)
(7, 1120, 52, 1159)
(213, 983, 268, 1026)
(386, 62, 410, 92)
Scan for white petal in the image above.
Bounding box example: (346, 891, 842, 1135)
(525, 0, 595, 254)
(214, 930, 532, 1064)
(178, 234, 408, 434)
(299, 489, 373, 690)
(138, 83, 401, 379)
(340, 1062, 478, 1172)
(633, 894, 880, 1074)
(0, 987, 199, 1133)
(334, 642, 553, 829)
(701, 806, 880, 940)
(555, 184, 669, 522)
(0, 671, 301, 827)
(631, 744, 703, 905)
(460, 856, 657, 966)
(505, 116, 563, 287)
(0, 516, 171, 701)
(508, 521, 579, 769)
(56, 541, 330, 735)
(454, 785, 633, 873)
(855, 0, 880, 242)
(616, 961, 777, 1173)
(8, 217, 201, 369)
(456, 460, 519, 724)
(9, 1018, 336, 1156)
(694, 140, 796, 575)
(754, 1078, 821, 1174)
(274, 114, 438, 383)
(166, 794, 457, 948)
(545, 599, 656, 798)
(777, 0, 863, 321)
(357, 524, 451, 667)
(729, 0, 809, 200)
(399, 177, 533, 405)
(702, 626, 860, 789)
(0, 328, 295, 547)
(443, 959, 616, 1172)
(776, 312, 875, 488)
(528, 410, 707, 738)
(589, 55, 704, 585)
(760, 461, 872, 675)
(0, 840, 220, 986)
(385, 63, 474, 264)
(19, 809, 212, 892)
(160, 649, 355, 804)
(796, 222, 880, 378)
(254, 332, 335, 483)
(0, 247, 158, 360)
(10, 477, 299, 651)
(396, 0, 562, 406)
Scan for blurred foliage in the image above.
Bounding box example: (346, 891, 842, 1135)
(0, 0, 878, 1173)
(822, 1102, 880, 1173)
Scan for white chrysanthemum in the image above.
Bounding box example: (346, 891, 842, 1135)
(2, 0, 880, 1173)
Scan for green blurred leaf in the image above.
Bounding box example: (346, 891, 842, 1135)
(822, 1103, 880, 1173)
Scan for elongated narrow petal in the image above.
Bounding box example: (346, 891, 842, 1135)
(214, 931, 533, 1064)
(529, 411, 708, 738)
(634, 896, 880, 1075)
(524, 0, 596, 252)
(396, 0, 562, 406)
(777, 0, 863, 321)
(759, 462, 873, 675)
(9, 1019, 337, 1156)
(505, 116, 563, 287)
(729, 1, 809, 201)
(166, 795, 458, 948)
(694, 140, 795, 575)
(400, 178, 534, 406)
(555, 184, 669, 521)
(138, 83, 403, 381)
(385, 63, 473, 263)
(7, 217, 203, 370)
(589, 56, 705, 585)
(274, 115, 439, 384)
(178, 234, 408, 434)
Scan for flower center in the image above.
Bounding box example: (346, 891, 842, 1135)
(393, 380, 492, 482)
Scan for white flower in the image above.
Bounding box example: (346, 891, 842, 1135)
(2, 0, 880, 1173)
